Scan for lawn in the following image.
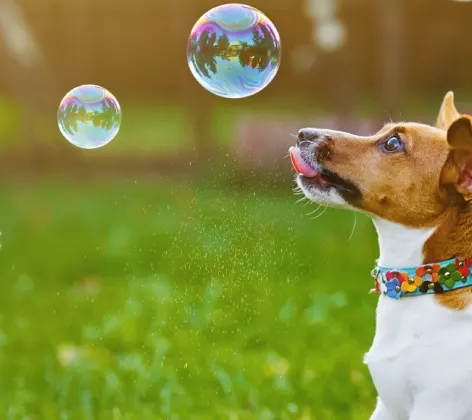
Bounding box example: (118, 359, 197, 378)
(0, 176, 381, 419)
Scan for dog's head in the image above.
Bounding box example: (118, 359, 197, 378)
(290, 92, 472, 227)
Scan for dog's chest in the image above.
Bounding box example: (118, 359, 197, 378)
(364, 295, 472, 417)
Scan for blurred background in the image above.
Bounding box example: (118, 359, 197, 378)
(0, 0, 471, 418)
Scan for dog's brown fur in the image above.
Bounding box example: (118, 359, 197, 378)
(314, 92, 472, 311)
(322, 123, 450, 226)
(427, 93, 472, 310)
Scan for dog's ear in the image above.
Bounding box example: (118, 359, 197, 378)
(443, 116, 472, 200)
(448, 116, 472, 151)
(436, 91, 460, 130)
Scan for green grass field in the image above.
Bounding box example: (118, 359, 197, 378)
(0, 177, 381, 419)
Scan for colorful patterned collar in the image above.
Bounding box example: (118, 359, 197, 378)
(370, 257, 472, 299)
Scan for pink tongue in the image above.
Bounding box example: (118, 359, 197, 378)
(289, 147, 318, 178)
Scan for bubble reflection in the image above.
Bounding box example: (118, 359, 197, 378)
(58, 85, 121, 149)
(187, 4, 281, 99)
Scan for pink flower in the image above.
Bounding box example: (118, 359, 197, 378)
(385, 271, 407, 283)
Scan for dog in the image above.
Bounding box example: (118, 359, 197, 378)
(289, 92, 472, 420)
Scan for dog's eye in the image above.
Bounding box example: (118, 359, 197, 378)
(381, 136, 403, 153)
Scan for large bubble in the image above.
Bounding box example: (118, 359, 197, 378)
(57, 84, 121, 149)
(187, 4, 281, 99)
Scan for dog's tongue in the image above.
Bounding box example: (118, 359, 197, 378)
(289, 147, 318, 178)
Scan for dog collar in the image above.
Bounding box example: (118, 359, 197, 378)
(370, 257, 472, 299)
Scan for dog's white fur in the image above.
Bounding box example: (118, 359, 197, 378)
(297, 180, 472, 420)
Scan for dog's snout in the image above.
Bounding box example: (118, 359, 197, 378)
(297, 129, 321, 145)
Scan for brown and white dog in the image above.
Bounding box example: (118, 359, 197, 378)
(289, 92, 472, 420)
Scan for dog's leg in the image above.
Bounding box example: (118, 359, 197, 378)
(370, 398, 403, 420)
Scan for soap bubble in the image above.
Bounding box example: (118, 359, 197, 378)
(57, 84, 121, 149)
(187, 3, 281, 99)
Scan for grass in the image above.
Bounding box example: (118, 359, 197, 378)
(0, 176, 381, 419)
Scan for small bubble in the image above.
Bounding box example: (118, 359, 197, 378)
(57, 84, 121, 149)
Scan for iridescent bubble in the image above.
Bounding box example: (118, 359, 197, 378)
(187, 4, 281, 99)
(57, 84, 121, 149)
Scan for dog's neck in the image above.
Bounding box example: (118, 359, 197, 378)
(372, 205, 472, 309)
(373, 218, 436, 267)
(373, 204, 472, 268)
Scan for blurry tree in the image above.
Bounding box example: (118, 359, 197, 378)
(93, 98, 120, 131)
(175, 0, 217, 162)
(216, 33, 230, 52)
(0, 0, 57, 140)
(59, 103, 82, 136)
(376, 0, 404, 117)
(304, 0, 355, 129)
(188, 30, 218, 79)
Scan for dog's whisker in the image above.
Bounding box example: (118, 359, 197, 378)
(302, 200, 313, 207)
(310, 203, 328, 217)
(289, 133, 298, 138)
(348, 213, 357, 241)
(306, 204, 322, 216)
(311, 205, 328, 220)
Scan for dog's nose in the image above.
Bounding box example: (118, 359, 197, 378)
(297, 128, 321, 145)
